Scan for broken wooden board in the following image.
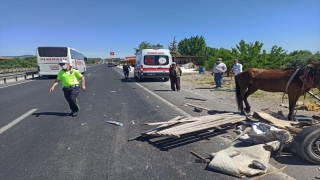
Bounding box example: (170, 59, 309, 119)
(183, 103, 211, 111)
(143, 113, 236, 126)
(141, 116, 184, 135)
(252, 112, 299, 129)
(147, 114, 247, 138)
(185, 97, 207, 101)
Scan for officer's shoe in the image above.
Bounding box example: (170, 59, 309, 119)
(72, 111, 78, 117)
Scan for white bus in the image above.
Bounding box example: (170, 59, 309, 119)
(36, 46, 87, 76)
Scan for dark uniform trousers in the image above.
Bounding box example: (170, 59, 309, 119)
(62, 85, 80, 112)
(170, 77, 181, 91)
(124, 70, 129, 77)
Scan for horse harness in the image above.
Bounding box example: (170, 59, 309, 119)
(285, 65, 320, 94)
(283, 65, 320, 108)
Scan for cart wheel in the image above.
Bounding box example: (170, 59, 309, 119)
(293, 125, 320, 164)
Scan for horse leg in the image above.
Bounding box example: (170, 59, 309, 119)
(288, 94, 300, 121)
(243, 85, 258, 113)
(235, 76, 246, 115)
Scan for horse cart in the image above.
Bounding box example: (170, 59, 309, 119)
(290, 121, 320, 164)
(234, 62, 320, 164)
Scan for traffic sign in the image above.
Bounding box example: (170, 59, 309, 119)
(110, 52, 114, 55)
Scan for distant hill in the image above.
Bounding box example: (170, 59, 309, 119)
(2, 55, 36, 59)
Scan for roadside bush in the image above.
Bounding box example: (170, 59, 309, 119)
(0, 57, 37, 69)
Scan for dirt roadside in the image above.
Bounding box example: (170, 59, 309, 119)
(165, 71, 320, 118)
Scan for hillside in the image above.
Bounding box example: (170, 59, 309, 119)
(2, 55, 36, 59)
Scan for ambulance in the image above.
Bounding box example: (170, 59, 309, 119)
(134, 48, 172, 81)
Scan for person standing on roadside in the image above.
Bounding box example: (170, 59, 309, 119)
(231, 59, 243, 81)
(123, 63, 131, 79)
(169, 62, 182, 92)
(49, 60, 86, 117)
(211, 58, 227, 88)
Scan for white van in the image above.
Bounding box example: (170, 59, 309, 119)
(134, 48, 172, 81)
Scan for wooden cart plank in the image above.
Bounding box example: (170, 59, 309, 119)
(156, 117, 246, 136)
(157, 116, 245, 134)
(165, 118, 246, 135)
(143, 113, 243, 126)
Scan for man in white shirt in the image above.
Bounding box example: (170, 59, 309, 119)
(231, 59, 243, 76)
(212, 58, 227, 88)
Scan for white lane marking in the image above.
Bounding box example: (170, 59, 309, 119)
(87, 73, 91, 76)
(114, 68, 192, 118)
(0, 80, 35, 89)
(86, 64, 100, 68)
(0, 109, 37, 135)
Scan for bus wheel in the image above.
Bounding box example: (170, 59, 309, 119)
(164, 78, 169, 81)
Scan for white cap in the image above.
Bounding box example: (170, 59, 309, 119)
(58, 60, 68, 64)
(172, 62, 176, 65)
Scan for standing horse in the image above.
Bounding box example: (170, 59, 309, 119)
(235, 62, 320, 121)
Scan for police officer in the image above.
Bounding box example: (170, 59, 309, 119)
(49, 60, 86, 117)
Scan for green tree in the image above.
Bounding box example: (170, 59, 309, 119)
(286, 50, 320, 68)
(231, 40, 265, 69)
(205, 48, 234, 71)
(265, 45, 288, 69)
(177, 35, 206, 66)
(168, 36, 181, 61)
(134, 41, 163, 54)
(286, 50, 314, 68)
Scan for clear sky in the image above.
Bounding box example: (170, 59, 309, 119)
(0, 0, 319, 58)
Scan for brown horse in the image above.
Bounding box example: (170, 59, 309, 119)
(235, 62, 320, 120)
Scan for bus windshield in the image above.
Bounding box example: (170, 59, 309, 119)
(38, 47, 68, 57)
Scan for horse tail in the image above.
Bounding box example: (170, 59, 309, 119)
(235, 76, 242, 112)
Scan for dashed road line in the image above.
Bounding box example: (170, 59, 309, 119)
(0, 80, 36, 89)
(0, 109, 37, 135)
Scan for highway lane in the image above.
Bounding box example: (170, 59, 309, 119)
(0, 64, 236, 180)
(0, 64, 318, 180)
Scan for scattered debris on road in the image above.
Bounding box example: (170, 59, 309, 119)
(193, 107, 202, 112)
(185, 97, 207, 101)
(106, 121, 124, 126)
(183, 103, 210, 111)
(140, 113, 246, 138)
(128, 102, 320, 178)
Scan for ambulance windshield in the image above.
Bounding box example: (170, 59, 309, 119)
(144, 55, 169, 66)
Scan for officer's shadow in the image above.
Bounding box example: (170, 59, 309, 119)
(32, 112, 70, 117)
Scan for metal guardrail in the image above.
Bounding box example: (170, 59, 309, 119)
(0, 71, 39, 84)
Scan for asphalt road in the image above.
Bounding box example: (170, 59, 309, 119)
(0, 64, 318, 180)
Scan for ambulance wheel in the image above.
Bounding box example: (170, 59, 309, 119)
(293, 125, 320, 164)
